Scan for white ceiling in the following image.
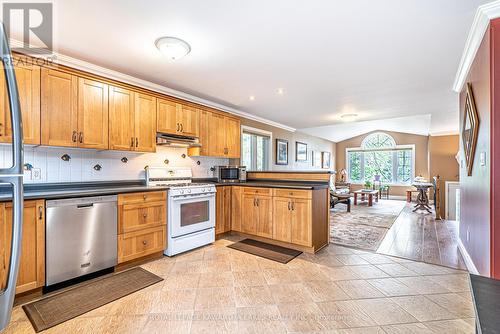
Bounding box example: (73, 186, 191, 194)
(301, 114, 432, 142)
(9, 0, 490, 141)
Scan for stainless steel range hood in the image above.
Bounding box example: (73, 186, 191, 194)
(156, 132, 201, 148)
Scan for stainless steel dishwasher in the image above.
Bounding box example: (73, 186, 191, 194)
(46, 195, 118, 286)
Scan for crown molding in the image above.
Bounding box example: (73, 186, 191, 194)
(8, 39, 296, 132)
(453, 0, 500, 93)
(429, 130, 460, 137)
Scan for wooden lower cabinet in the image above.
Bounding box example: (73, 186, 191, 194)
(241, 193, 273, 239)
(273, 197, 312, 246)
(0, 200, 45, 294)
(118, 226, 166, 264)
(230, 186, 243, 232)
(273, 197, 293, 242)
(216, 186, 231, 235)
(117, 191, 167, 263)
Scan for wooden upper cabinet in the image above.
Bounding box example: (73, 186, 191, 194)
(0, 62, 40, 145)
(157, 98, 179, 135)
(41, 68, 78, 147)
(77, 78, 109, 149)
(225, 117, 241, 158)
(179, 105, 199, 137)
(109, 86, 135, 151)
(134, 93, 156, 152)
(0, 200, 45, 294)
(208, 112, 226, 157)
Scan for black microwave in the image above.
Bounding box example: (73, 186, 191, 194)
(215, 166, 247, 183)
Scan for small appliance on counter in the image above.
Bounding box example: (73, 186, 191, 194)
(215, 165, 247, 183)
(146, 167, 216, 256)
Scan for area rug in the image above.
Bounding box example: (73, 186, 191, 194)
(228, 238, 302, 263)
(330, 207, 403, 251)
(23, 267, 163, 332)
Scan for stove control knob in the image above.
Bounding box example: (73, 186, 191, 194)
(206, 188, 211, 192)
(179, 189, 184, 194)
(187, 189, 192, 194)
(202, 188, 206, 192)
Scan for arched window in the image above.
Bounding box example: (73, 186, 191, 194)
(361, 132, 396, 150)
(347, 132, 414, 185)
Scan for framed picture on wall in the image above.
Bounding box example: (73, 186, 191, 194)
(312, 151, 321, 168)
(321, 151, 331, 169)
(296, 142, 308, 161)
(276, 139, 288, 165)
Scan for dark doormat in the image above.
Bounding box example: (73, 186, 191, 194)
(23, 267, 163, 332)
(227, 239, 302, 263)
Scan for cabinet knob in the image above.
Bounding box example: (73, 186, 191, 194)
(78, 132, 84, 143)
(38, 206, 43, 220)
(142, 240, 147, 245)
(72, 131, 77, 143)
(143, 195, 147, 200)
(143, 213, 148, 218)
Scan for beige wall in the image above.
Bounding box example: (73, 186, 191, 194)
(335, 130, 429, 196)
(235, 118, 336, 171)
(428, 135, 460, 219)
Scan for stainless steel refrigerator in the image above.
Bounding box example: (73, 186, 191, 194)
(0, 23, 24, 332)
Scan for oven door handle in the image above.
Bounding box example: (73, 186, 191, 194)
(170, 193, 215, 201)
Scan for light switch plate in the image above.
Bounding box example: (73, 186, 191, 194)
(480, 152, 486, 166)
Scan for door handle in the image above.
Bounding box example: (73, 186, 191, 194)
(288, 202, 291, 210)
(180, 123, 183, 132)
(291, 202, 295, 211)
(72, 131, 77, 143)
(78, 132, 83, 143)
(38, 205, 43, 220)
(256, 198, 259, 207)
(253, 198, 256, 206)
(135, 137, 138, 147)
(131, 137, 135, 148)
(176, 123, 180, 132)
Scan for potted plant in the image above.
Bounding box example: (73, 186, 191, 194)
(363, 180, 372, 191)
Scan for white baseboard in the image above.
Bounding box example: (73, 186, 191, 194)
(458, 238, 479, 275)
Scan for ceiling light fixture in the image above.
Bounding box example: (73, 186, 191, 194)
(155, 36, 191, 60)
(277, 88, 285, 95)
(249, 95, 255, 101)
(340, 113, 358, 120)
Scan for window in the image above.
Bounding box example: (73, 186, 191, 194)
(241, 128, 271, 171)
(347, 133, 414, 185)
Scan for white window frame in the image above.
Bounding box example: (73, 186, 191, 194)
(241, 125, 273, 171)
(346, 144, 416, 186)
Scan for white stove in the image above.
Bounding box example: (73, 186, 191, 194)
(146, 167, 216, 256)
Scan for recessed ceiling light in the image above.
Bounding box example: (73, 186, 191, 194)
(341, 113, 358, 120)
(249, 95, 255, 101)
(277, 88, 285, 95)
(155, 36, 191, 60)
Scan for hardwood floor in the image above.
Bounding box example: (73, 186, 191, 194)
(377, 203, 467, 270)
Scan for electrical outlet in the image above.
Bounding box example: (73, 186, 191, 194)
(480, 152, 486, 166)
(32, 168, 41, 181)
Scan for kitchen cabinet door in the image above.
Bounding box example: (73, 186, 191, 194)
(109, 86, 135, 151)
(41, 68, 78, 147)
(216, 186, 231, 235)
(272, 197, 292, 243)
(134, 93, 156, 152)
(0, 200, 45, 294)
(178, 105, 199, 137)
(77, 78, 109, 149)
(291, 199, 312, 247)
(157, 98, 179, 135)
(208, 112, 226, 157)
(225, 117, 241, 158)
(0, 62, 40, 144)
(255, 195, 273, 238)
(231, 186, 242, 232)
(198, 109, 209, 155)
(241, 194, 258, 235)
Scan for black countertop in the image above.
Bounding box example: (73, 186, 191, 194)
(0, 179, 328, 201)
(0, 180, 169, 202)
(193, 178, 329, 190)
(470, 274, 500, 334)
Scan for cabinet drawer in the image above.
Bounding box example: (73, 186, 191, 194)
(118, 191, 166, 205)
(243, 187, 272, 196)
(118, 226, 166, 263)
(119, 201, 166, 233)
(273, 189, 312, 199)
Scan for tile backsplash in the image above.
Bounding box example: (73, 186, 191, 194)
(0, 145, 228, 183)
